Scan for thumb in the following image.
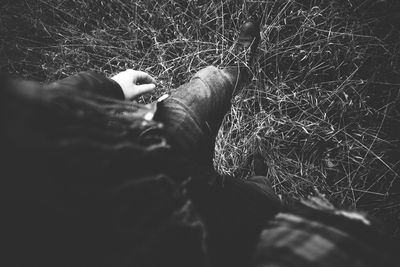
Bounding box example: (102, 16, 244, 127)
(134, 83, 156, 96)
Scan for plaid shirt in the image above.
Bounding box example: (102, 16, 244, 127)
(253, 212, 395, 267)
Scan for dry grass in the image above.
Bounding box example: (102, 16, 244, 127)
(1, 0, 400, 234)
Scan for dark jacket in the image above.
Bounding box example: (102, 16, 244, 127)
(0, 71, 206, 267)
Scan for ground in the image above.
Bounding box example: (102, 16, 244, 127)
(1, 0, 400, 236)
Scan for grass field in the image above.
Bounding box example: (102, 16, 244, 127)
(1, 0, 400, 235)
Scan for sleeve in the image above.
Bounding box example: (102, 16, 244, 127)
(45, 71, 125, 100)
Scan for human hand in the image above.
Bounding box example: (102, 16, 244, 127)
(111, 69, 156, 100)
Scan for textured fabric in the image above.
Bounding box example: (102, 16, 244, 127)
(187, 174, 281, 267)
(253, 212, 395, 267)
(155, 66, 247, 164)
(45, 71, 125, 100)
(1, 71, 206, 267)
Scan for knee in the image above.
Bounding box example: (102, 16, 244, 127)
(193, 66, 220, 79)
(193, 66, 234, 90)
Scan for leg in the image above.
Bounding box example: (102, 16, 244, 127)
(188, 174, 281, 267)
(154, 20, 266, 266)
(154, 66, 249, 165)
(154, 19, 261, 166)
(186, 155, 280, 266)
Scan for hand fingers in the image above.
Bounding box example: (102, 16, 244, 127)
(134, 83, 156, 97)
(132, 70, 157, 85)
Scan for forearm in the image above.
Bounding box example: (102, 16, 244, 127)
(45, 71, 125, 100)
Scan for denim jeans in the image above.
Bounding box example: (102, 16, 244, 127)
(154, 66, 248, 165)
(154, 65, 281, 266)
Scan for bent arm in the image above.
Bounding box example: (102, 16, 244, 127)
(45, 71, 125, 100)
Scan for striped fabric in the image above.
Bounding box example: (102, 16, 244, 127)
(253, 212, 390, 267)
